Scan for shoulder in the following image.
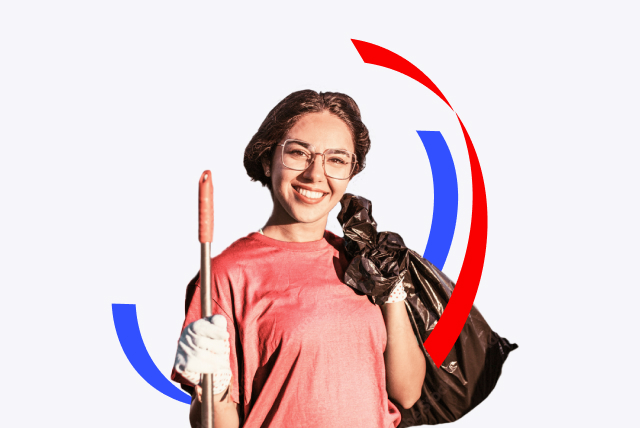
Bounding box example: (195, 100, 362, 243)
(324, 230, 345, 251)
(324, 230, 349, 268)
(211, 232, 262, 272)
(324, 230, 352, 275)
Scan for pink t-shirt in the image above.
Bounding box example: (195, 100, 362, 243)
(172, 231, 401, 428)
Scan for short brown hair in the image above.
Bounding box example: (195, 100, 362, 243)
(244, 90, 371, 188)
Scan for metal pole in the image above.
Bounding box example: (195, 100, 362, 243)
(201, 243, 213, 428)
(198, 170, 214, 428)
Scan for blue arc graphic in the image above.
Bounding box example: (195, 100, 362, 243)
(112, 131, 459, 404)
(112, 304, 191, 404)
(419, 131, 459, 270)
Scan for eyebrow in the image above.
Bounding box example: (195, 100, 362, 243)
(285, 138, 354, 153)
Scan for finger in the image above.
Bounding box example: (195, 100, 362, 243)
(190, 335, 230, 354)
(208, 314, 227, 329)
(184, 352, 231, 374)
(180, 369, 202, 386)
(188, 318, 230, 340)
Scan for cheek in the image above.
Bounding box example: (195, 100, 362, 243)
(271, 166, 288, 187)
(330, 181, 350, 198)
(273, 170, 295, 198)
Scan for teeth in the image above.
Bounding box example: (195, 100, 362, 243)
(295, 187, 325, 199)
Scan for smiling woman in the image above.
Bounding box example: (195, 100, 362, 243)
(171, 90, 426, 428)
(260, 111, 354, 241)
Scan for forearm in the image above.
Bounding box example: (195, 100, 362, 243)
(381, 301, 426, 409)
(190, 385, 241, 428)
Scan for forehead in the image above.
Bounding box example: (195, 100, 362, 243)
(285, 112, 355, 153)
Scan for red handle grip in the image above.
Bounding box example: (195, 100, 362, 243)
(198, 170, 214, 243)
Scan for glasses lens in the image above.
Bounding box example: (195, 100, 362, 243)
(282, 141, 313, 170)
(324, 150, 355, 179)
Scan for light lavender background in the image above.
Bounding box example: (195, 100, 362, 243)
(1, 1, 638, 426)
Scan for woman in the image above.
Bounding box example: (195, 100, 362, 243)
(172, 90, 426, 428)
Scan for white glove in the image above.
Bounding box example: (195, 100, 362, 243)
(174, 314, 232, 395)
(385, 276, 407, 304)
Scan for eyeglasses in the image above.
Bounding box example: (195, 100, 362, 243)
(277, 139, 358, 180)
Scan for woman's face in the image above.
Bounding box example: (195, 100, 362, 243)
(266, 111, 355, 227)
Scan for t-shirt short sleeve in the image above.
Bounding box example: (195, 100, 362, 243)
(170, 263, 241, 405)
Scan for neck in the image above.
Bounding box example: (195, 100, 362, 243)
(262, 215, 327, 243)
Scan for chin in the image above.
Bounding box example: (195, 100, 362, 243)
(288, 207, 329, 225)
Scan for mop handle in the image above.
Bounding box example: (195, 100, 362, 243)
(198, 170, 214, 428)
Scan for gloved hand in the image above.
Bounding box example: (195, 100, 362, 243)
(385, 276, 407, 304)
(174, 314, 232, 395)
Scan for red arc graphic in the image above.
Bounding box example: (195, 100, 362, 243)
(351, 39, 488, 367)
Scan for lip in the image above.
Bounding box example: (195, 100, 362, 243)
(292, 185, 329, 205)
(293, 183, 328, 193)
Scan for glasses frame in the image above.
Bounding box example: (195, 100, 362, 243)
(277, 139, 358, 180)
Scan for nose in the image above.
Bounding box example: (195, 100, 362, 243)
(302, 153, 326, 182)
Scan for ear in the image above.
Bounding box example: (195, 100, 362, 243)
(261, 156, 272, 177)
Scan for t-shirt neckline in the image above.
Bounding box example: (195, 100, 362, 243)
(249, 231, 333, 252)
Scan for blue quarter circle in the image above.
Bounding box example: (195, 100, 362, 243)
(112, 303, 191, 404)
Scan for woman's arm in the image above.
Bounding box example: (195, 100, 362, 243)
(175, 315, 241, 427)
(381, 301, 426, 409)
(189, 385, 241, 428)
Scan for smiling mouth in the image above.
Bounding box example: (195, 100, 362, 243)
(293, 186, 328, 200)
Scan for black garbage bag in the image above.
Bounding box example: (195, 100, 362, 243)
(337, 193, 517, 426)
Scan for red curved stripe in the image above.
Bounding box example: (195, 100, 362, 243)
(351, 39, 488, 367)
(351, 39, 452, 110)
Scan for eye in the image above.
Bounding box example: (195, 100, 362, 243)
(289, 149, 310, 158)
(285, 141, 312, 159)
(327, 157, 348, 165)
(326, 152, 351, 166)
